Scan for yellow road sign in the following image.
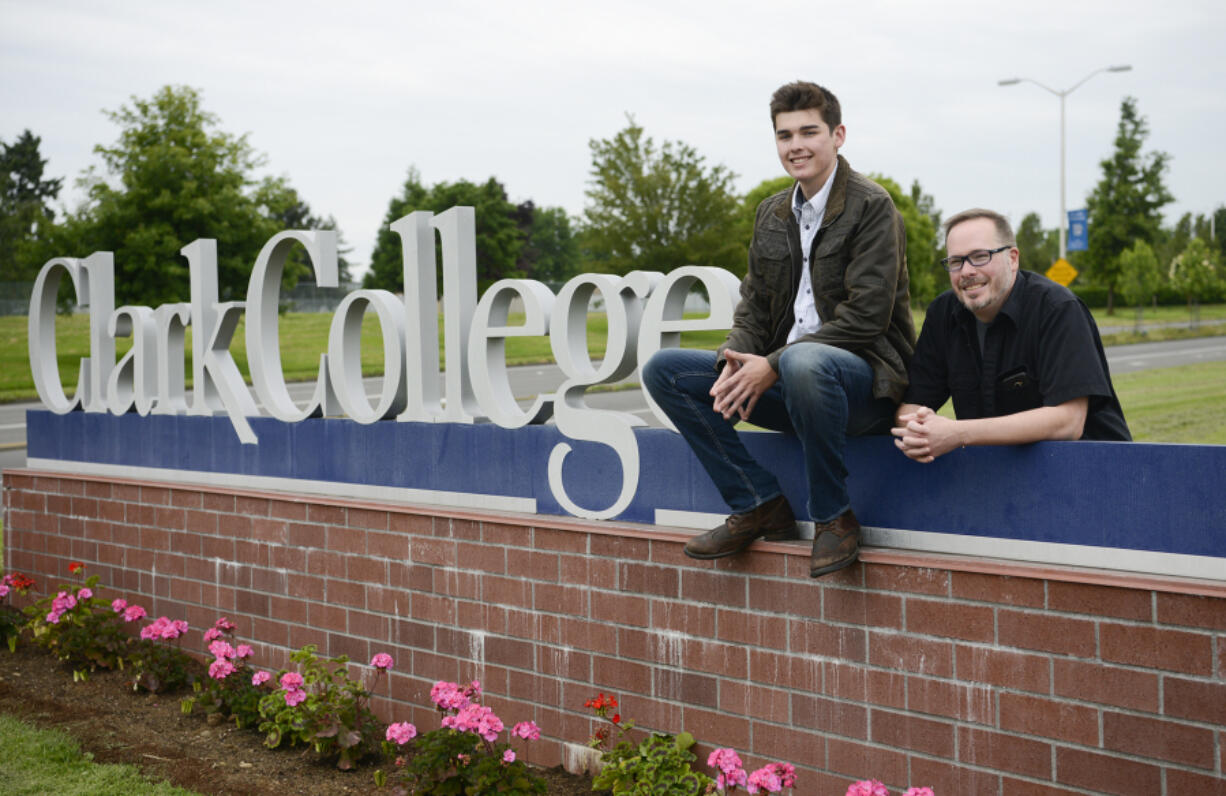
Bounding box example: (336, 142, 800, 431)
(1046, 258, 1078, 286)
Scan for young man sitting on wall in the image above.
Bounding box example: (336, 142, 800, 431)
(643, 81, 914, 578)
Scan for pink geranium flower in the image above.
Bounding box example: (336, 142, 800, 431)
(430, 681, 471, 711)
(251, 671, 271, 686)
(512, 720, 541, 740)
(77, 587, 93, 600)
(123, 604, 147, 622)
(284, 688, 306, 707)
(847, 781, 890, 796)
(236, 644, 253, 659)
(209, 659, 236, 680)
(441, 703, 503, 742)
(208, 640, 236, 660)
(902, 789, 935, 796)
(770, 763, 797, 788)
(142, 616, 188, 641)
(708, 748, 744, 775)
(111, 598, 127, 613)
(162, 619, 188, 639)
(718, 769, 748, 790)
(747, 767, 783, 794)
(280, 672, 304, 691)
(503, 749, 516, 764)
(385, 722, 417, 745)
(203, 627, 223, 642)
(213, 616, 236, 632)
(370, 652, 394, 670)
(51, 591, 76, 612)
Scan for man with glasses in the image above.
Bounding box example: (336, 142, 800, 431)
(893, 208, 1129, 463)
(643, 81, 914, 578)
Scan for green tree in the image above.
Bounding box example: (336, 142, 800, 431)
(519, 204, 580, 285)
(364, 169, 564, 294)
(57, 85, 331, 305)
(1083, 97, 1173, 314)
(0, 129, 64, 282)
(1117, 240, 1161, 331)
(430, 178, 525, 290)
(1212, 205, 1226, 263)
(1016, 212, 1059, 273)
(1155, 211, 1194, 276)
(255, 175, 353, 285)
(908, 178, 943, 301)
(365, 167, 430, 292)
(582, 116, 741, 275)
(1169, 237, 1222, 325)
(869, 174, 940, 306)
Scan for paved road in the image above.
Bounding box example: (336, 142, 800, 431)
(3, 335, 1224, 471)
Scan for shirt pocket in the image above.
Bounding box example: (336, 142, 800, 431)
(749, 237, 793, 309)
(995, 367, 1043, 416)
(814, 233, 849, 294)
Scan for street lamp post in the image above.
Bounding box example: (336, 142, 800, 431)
(998, 65, 1132, 261)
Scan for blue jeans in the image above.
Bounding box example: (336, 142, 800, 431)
(642, 345, 894, 522)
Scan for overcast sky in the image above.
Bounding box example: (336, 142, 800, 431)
(3, 0, 1223, 281)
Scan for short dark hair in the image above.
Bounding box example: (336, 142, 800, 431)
(943, 208, 1016, 247)
(770, 81, 842, 130)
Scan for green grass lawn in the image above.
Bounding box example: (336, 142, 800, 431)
(1112, 361, 1226, 444)
(5, 304, 1224, 403)
(0, 714, 196, 796)
(3, 304, 1224, 445)
(0, 310, 728, 402)
(920, 361, 1226, 444)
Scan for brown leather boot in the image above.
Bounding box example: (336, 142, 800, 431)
(684, 495, 799, 560)
(809, 509, 860, 577)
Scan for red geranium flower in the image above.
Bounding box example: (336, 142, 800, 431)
(68, 562, 84, 574)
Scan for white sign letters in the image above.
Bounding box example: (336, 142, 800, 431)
(27, 207, 740, 519)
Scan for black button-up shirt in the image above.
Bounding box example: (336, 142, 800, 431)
(904, 270, 1131, 441)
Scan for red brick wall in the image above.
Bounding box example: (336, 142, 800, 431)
(4, 469, 1224, 795)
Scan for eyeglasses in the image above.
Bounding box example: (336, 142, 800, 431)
(940, 245, 1011, 273)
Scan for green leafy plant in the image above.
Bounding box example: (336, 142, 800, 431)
(594, 731, 713, 795)
(256, 644, 387, 770)
(375, 679, 546, 795)
(127, 611, 196, 693)
(181, 617, 267, 728)
(23, 563, 135, 680)
(584, 692, 714, 795)
(1, 572, 36, 652)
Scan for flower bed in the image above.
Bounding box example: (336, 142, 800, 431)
(2, 564, 934, 795)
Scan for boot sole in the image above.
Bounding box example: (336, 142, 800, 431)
(809, 548, 859, 578)
(684, 527, 801, 560)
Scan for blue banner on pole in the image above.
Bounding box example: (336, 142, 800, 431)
(1067, 208, 1088, 251)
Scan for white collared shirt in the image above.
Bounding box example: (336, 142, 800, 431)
(786, 165, 838, 343)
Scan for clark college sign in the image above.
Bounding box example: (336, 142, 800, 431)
(27, 207, 742, 520)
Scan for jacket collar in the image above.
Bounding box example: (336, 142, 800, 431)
(773, 155, 849, 227)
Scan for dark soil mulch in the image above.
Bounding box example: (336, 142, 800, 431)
(0, 640, 599, 795)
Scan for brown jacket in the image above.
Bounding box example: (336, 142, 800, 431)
(716, 156, 916, 402)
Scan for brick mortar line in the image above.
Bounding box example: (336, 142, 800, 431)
(7, 564, 1222, 781)
(14, 490, 1221, 765)
(15, 466, 1226, 598)
(990, 726, 1220, 774)
(12, 541, 1209, 682)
